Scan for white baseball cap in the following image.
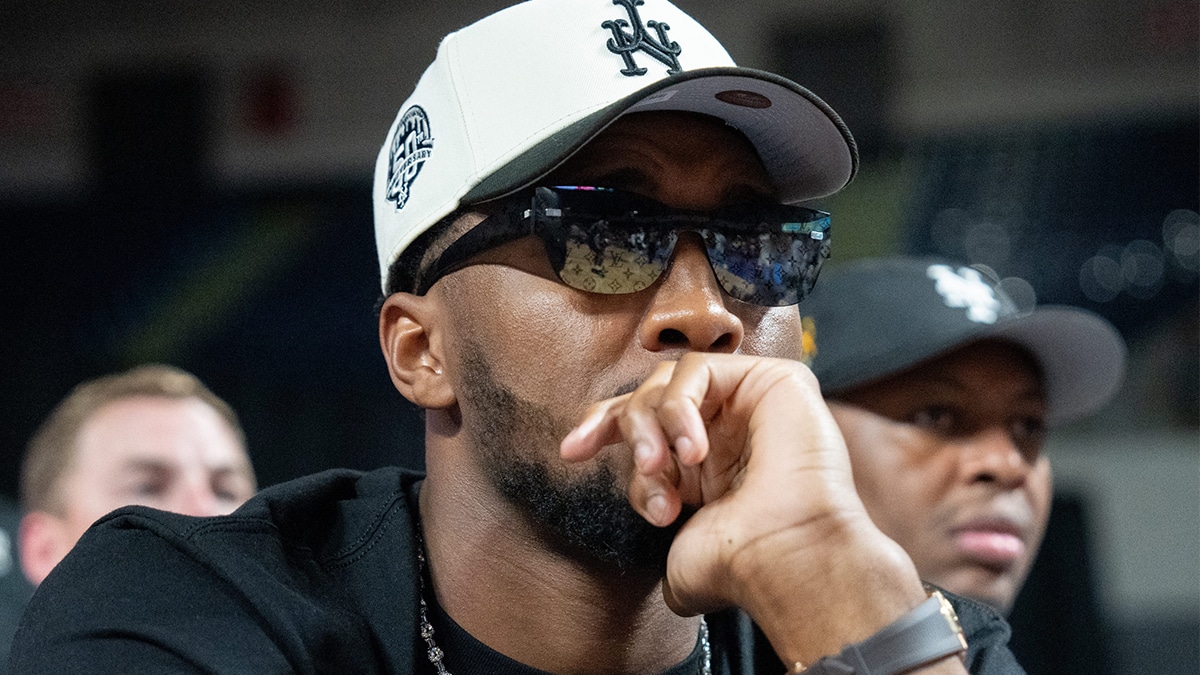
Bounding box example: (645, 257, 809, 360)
(372, 0, 858, 292)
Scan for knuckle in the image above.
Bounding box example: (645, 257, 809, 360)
(659, 397, 690, 418)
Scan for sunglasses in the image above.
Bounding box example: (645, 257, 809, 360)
(418, 186, 832, 306)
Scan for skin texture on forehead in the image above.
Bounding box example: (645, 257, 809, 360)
(61, 396, 256, 536)
(548, 111, 778, 207)
(827, 340, 1053, 613)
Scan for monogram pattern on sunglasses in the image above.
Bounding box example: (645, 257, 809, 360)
(540, 187, 830, 306)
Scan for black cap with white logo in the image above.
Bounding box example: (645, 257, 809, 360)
(801, 256, 1127, 426)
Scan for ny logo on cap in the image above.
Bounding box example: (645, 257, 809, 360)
(927, 264, 1002, 324)
(602, 0, 682, 76)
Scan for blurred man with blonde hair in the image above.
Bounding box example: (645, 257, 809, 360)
(18, 363, 257, 586)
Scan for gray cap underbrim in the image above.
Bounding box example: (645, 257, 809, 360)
(464, 67, 858, 207)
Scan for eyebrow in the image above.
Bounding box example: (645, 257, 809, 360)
(898, 373, 1046, 401)
(120, 459, 171, 474)
(208, 466, 254, 482)
(119, 458, 252, 478)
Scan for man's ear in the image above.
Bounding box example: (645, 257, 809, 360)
(379, 292, 456, 409)
(18, 511, 74, 586)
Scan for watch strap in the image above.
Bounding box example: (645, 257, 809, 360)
(796, 589, 968, 674)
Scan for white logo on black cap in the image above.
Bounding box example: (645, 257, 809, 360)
(386, 105, 434, 211)
(927, 264, 1001, 324)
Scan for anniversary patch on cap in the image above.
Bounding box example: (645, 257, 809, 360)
(715, 90, 773, 109)
(385, 105, 434, 212)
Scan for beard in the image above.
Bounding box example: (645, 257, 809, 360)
(457, 342, 682, 575)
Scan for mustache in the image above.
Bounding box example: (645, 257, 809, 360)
(611, 378, 645, 398)
(609, 359, 679, 399)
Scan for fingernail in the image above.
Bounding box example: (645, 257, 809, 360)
(647, 494, 668, 524)
(562, 426, 581, 445)
(674, 435, 693, 460)
(635, 442, 654, 468)
(567, 416, 597, 443)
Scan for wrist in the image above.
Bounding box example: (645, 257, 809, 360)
(788, 588, 969, 675)
(734, 516, 929, 665)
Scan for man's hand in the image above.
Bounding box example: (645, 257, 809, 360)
(560, 353, 966, 672)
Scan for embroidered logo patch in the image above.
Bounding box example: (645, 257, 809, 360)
(927, 264, 1001, 324)
(715, 90, 772, 109)
(386, 105, 434, 211)
(602, 0, 682, 76)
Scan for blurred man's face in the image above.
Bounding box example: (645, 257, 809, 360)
(57, 395, 256, 546)
(827, 340, 1052, 613)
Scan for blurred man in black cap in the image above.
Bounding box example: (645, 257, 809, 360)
(802, 256, 1126, 614)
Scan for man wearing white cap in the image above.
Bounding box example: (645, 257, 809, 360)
(801, 256, 1126, 614)
(14, 2, 1024, 673)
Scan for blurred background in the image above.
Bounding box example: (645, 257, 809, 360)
(1, 1, 1195, 673)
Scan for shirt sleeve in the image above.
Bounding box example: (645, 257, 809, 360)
(10, 511, 299, 675)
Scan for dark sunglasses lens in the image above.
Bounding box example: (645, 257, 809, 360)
(549, 221, 676, 294)
(705, 229, 828, 306)
(536, 187, 829, 305)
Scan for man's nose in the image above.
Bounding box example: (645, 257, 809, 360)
(638, 235, 743, 353)
(958, 427, 1034, 488)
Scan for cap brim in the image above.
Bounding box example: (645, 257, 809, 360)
(824, 305, 1127, 427)
(986, 307, 1128, 426)
(463, 67, 858, 207)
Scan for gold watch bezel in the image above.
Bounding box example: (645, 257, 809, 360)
(927, 587, 969, 656)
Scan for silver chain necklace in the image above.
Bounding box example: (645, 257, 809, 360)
(415, 532, 712, 675)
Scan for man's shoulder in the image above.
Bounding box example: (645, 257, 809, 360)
(89, 465, 426, 568)
(14, 467, 428, 672)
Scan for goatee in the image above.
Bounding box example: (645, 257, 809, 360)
(458, 342, 682, 574)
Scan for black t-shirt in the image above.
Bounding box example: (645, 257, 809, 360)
(10, 467, 1024, 674)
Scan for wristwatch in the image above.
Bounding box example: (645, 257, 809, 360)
(791, 588, 968, 674)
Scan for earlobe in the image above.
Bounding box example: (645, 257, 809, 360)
(18, 511, 71, 587)
(379, 292, 456, 409)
